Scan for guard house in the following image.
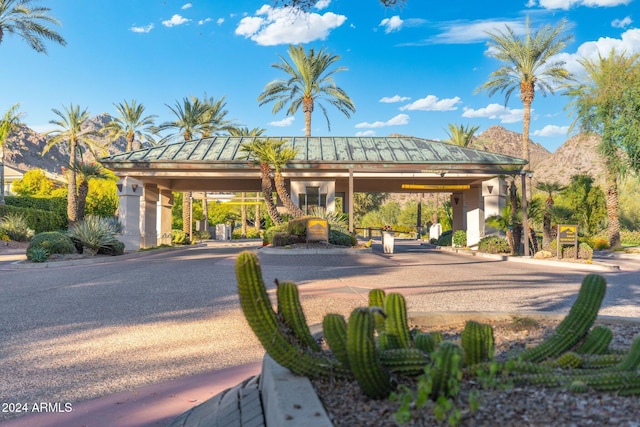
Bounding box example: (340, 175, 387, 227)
(99, 136, 527, 250)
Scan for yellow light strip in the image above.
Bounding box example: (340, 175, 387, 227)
(401, 184, 471, 190)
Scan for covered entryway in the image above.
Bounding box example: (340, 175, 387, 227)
(100, 136, 527, 250)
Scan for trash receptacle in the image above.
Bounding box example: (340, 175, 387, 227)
(382, 231, 394, 254)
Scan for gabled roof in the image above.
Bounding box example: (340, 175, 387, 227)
(100, 136, 526, 173)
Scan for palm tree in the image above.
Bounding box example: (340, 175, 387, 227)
(103, 100, 157, 152)
(0, 102, 22, 205)
(198, 94, 236, 137)
(444, 123, 479, 147)
(535, 181, 565, 249)
(73, 161, 109, 221)
(258, 139, 304, 218)
(565, 50, 640, 248)
(44, 104, 104, 226)
(477, 17, 573, 198)
(241, 138, 282, 225)
(0, 0, 66, 53)
(258, 44, 355, 137)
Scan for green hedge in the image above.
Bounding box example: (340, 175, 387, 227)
(4, 195, 67, 231)
(0, 204, 66, 234)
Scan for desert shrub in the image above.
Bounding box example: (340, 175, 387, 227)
(452, 230, 467, 247)
(478, 236, 511, 254)
(171, 229, 191, 245)
(586, 235, 610, 250)
(578, 242, 593, 260)
(264, 223, 289, 245)
(26, 247, 49, 262)
(287, 216, 309, 237)
(436, 230, 452, 247)
(562, 246, 577, 258)
(272, 232, 289, 247)
(4, 195, 67, 230)
(192, 229, 212, 241)
(329, 229, 357, 247)
(27, 231, 76, 255)
(98, 240, 126, 256)
(621, 230, 640, 246)
(231, 228, 261, 239)
(309, 207, 348, 232)
(0, 213, 34, 242)
(68, 216, 120, 254)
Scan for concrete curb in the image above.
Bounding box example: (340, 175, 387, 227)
(434, 246, 621, 271)
(260, 246, 372, 255)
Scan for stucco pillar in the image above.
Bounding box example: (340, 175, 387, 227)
(482, 177, 507, 236)
(141, 183, 159, 249)
(158, 190, 174, 246)
(451, 192, 465, 232)
(465, 186, 484, 248)
(116, 177, 143, 251)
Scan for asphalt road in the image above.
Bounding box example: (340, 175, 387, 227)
(0, 240, 638, 421)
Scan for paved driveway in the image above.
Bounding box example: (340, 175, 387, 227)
(1, 240, 638, 422)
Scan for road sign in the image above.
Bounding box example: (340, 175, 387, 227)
(558, 224, 578, 244)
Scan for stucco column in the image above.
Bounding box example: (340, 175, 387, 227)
(451, 192, 465, 232)
(158, 190, 174, 246)
(465, 186, 484, 248)
(116, 177, 143, 251)
(482, 177, 507, 236)
(141, 183, 159, 249)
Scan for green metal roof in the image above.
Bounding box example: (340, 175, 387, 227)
(100, 136, 526, 171)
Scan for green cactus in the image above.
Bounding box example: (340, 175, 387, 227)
(429, 341, 463, 400)
(379, 348, 429, 375)
(276, 280, 321, 351)
(614, 336, 640, 372)
(414, 332, 442, 354)
(519, 274, 607, 362)
(235, 251, 349, 379)
(383, 293, 411, 349)
(323, 313, 349, 369)
(461, 321, 495, 367)
(556, 352, 583, 369)
(368, 289, 387, 332)
(346, 307, 392, 399)
(576, 325, 613, 355)
(567, 380, 588, 393)
(580, 353, 626, 369)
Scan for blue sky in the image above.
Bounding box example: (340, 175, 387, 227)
(1, 0, 639, 153)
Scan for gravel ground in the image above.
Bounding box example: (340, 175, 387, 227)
(314, 318, 640, 427)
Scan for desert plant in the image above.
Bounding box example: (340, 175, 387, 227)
(478, 235, 511, 254)
(310, 206, 349, 232)
(68, 216, 120, 255)
(578, 242, 593, 260)
(329, 229, 356, 247)
(27, 231, 76, 255)
(171, 229, 190, 245)
(0, 213, 34, 242)
(436, 230, 453, 246)
(621, 230, 640, 246)
(26, 247, 49, 262)
(452, 230, 467, 247)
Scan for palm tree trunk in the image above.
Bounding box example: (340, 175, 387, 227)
(605, 168, 621, 248)
(522, 98, 533, 202)
(274, 171, 304, 218)
(0, 147, 5, 205)
(68, 140, 78, 226)
(260, 163, 282, 225)
(255, 196, 261, 233)
(183, 192, 192, 238)
(77, 181, 89, 221)
(303, 98, 313, 137)
(241, 192, 247, 238)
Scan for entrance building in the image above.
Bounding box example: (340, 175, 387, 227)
(100, 136, 527, 250)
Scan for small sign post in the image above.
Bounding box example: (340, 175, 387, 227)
(557, 224, 578, 259)
(307, 218, 329, 246)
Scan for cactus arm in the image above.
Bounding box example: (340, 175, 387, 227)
(384, 293, 411, 349)
(368, 289, 386, 332)
(614, 336, 640, 372)
(429, 341, 463, 400)
(379, 348, 429, 375)
(519, 274, 607, 362)
(323, 314, 350, 369)
(346, 308, 392, 399)
(276, 280, 321, 352)
(575, 325, 613, 355)
(461, 321, 494, 367)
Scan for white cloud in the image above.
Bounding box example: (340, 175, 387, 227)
(612, 16, 632, 28)
(355, 114, 410, 129)
(430, 19, 526, 45)
(379, 95, 410, 103)
(199, 18, 212, 25)
(355, 130, 376, 137)
(181, 3, 192, 9)
(462, 104, 524, 124)
(269, 116, 295, 127)
(130, 24, 154, 33)
(400, 95, 461, 111)
(536, 0, 631, 9)
(533, 125, 569, 137)
(380, 16, 403, 34)
(216, 18, 224, 25)
(552, 28, 640, 77)
(315, 0, 331, 10)
(235, 5, 346, 46)
(162, 14, 191, 27)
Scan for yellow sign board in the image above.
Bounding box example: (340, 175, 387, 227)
(401, 184, 471, 191)
(558, 224, 578, 244)
(307, 218, 329, 242)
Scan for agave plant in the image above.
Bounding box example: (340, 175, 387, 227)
(67, 216, 120, 255)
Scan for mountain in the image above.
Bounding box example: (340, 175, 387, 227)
(471, 126, 552, 171)
(4, 113, 127, 177)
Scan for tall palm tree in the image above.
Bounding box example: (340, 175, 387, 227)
(103, 99, 157, 152)
(444, 123, 479, 147)
(477, 17, 572, 199)
(0, 0, 66, 53)
(258, 44, 355, 137)
(73, 161, 109, 221)
(198, 94, 236, 137)
(241, 138, 282, 225)
(535, 181, 565, 249)
(0, 102, 22, 205)
(565, 50, 640, 248)
(44, 104, 104, 226)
